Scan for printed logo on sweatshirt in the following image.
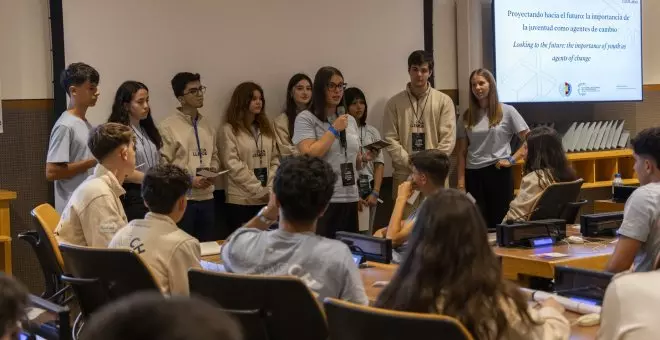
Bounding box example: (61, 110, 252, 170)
(130, 237, 146, 254)
(252, 150, 267, 158)
(193, 148, 208, 157)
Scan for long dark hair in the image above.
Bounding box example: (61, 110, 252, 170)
(375, 189, 538, 339)
(225, 82, 274, 138)
(463, 68, 502, 129)
(524, 126, 577, 186)
(284, 73, 312, 137)
(310, 66, 344, 122)
(344, 87, 368, 126)
(108, 81, 162, 148)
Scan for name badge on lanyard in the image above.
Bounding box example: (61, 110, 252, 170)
(254, 168, 268, 187)
(253, 128, 267, 187)
(358, 174, 371, 198)
(408, 90, 429, 153)
(412, 132, 425, 152)
(340, 163, 356, 187)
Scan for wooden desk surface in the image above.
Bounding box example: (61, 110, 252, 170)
(0, 190, 17, 201)
(593, 199, 624, 213)
(361, 262, 598, 340)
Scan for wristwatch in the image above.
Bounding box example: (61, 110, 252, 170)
(257, 206, 277, 225)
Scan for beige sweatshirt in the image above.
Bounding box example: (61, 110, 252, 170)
(159, 109, 220, 201)
(55, 164, 127, 247)
(273, 113, 299, 158)
(220, 124, 279, 205)
(108, 213, 202, 296)
(504, 170, 555, 222)
(383, 84, 456, 179)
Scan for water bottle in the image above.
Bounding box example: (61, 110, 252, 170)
(612, 173, 623, 197)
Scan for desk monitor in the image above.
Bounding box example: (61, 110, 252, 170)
(554, 266, 613, 306)
(336, 232, 392, 264)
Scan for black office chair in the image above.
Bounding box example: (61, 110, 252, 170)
(529, 179, 584, 221)
(324, 298, 473, 340)
(188, 269, 327, 340)
(59, 244, 160, 336)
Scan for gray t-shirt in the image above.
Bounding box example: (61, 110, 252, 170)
(222, 227, 369, 305)
(292, 110, 360, 203)
(456, 104, 528, 169)
(357, 124, 385, 182)
(617, 182, 660, 272)
(47, 112, 94, 213)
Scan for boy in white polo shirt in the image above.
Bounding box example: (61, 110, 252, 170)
(109, 164, 202, 296)
(55, 123, 134, 247)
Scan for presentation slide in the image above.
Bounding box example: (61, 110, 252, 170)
(494, 0, 642, 103)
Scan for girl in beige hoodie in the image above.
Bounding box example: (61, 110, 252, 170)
(221, 82, 279, 233)
(273, 73, 312, 158)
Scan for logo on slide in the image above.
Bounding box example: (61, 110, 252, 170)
(559, 82, 572, 97)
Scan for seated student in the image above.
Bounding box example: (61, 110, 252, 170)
(597, 257, 660, 339)
(222, 155, 368, 305)
(375, 190, 570, 340)
(374, 149, 449, 262)
(80, 292, 242, 340)
(55, 123, 134, 247)
(607, 127, 660, 273)
(109, 164, 201, 296)
(504, 126, 577, 222)
(0, 273, 29, 340)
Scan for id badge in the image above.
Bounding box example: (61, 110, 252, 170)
(358, 174, 371, 198)
(254, 168, 268, 187)
(412, 133, 425, 152)
(340, 163, 356, 187)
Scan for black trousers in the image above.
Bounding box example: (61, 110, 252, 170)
(465, 164, 513, 230)
(121, 183, 148, 222)
(225, 204, 265, 235)
(316, 202, 358, 239)
(178, 199, 216, 242)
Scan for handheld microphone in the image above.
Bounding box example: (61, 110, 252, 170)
(336, 106, 347, 149)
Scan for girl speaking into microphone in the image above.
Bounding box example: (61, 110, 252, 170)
(221, 82, 280, 233)
(293, 66, 375, 238)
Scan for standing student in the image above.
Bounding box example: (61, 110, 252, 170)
(109, 164, 201, 296)
(292, 66, 372, 238)
(383, 50, 456, 200)
(55, 123, 135, 247)
(504, 126, 577, 222)
(46, 62, 100, 213)
(345, 87, 384, 232)
(159, 72, 220, 242)
(221, 82, 279, 232)
(456, 68, 529, 229)
(274, 73, 312, 157)
(108, 81, 162, 221)
(606, 127, 660, 273)
(375, 190, 570, 340)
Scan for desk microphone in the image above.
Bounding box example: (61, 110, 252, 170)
(337, 106, 347, 149)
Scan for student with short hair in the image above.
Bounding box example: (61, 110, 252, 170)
(274, 73, 312, 157)
(0, 273, 29, 340)
(109, 164, 201, 296)
(456, 68, 530, 229)
(606, 127, 660, 273)
(221, 82, 280, 232)
(108, 81, 163, 221)
(222, 155, 369, 305)
(159, 72, 221, 241)
(383, 50, 456, 200)
(375, 190, 570, 340)
(46, 62, 100, 213)
(55, 123, 134, 247)
(293, 66, 373, 238)
(79, 292, 243, 340)
(504, 126, 577, 222)
(375, 149, 449, 263)
(345, 87, 385, 232)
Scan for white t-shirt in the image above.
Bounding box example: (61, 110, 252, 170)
(598, 271, 660, 339)
(617, 182, 660, 272)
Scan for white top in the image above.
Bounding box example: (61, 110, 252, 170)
(617, 182, 660, 272)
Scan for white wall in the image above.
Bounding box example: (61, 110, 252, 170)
(0, 0, 52, 99)
(433, 0, 458, 89)
(642, 0, 660, 84)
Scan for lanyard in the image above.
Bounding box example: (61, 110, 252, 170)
(252, 126, 264, 167)
(407, 89, 430, 127)
(192, 117, 203, 166)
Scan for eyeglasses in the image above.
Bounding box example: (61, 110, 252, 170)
(326, 82, 347, 91)
(183, 86, 207, 96)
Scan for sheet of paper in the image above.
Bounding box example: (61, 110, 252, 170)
(522, 288, 602, 315)
(534, 252, 569, 259)
(200, 241, 222, 256)
(407, 190, 420, 205)
(197, 169, 229, 178)
(200, 260, 226, 272)
(358, 206, 370, 232)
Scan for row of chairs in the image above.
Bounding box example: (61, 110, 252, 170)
(20, 203, 474, 340)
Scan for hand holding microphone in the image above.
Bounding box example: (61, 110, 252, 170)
(335, 106, 348, 149)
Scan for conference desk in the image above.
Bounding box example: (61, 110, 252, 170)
(361, 262, 599, 340)
(593, 199, 625, 213)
